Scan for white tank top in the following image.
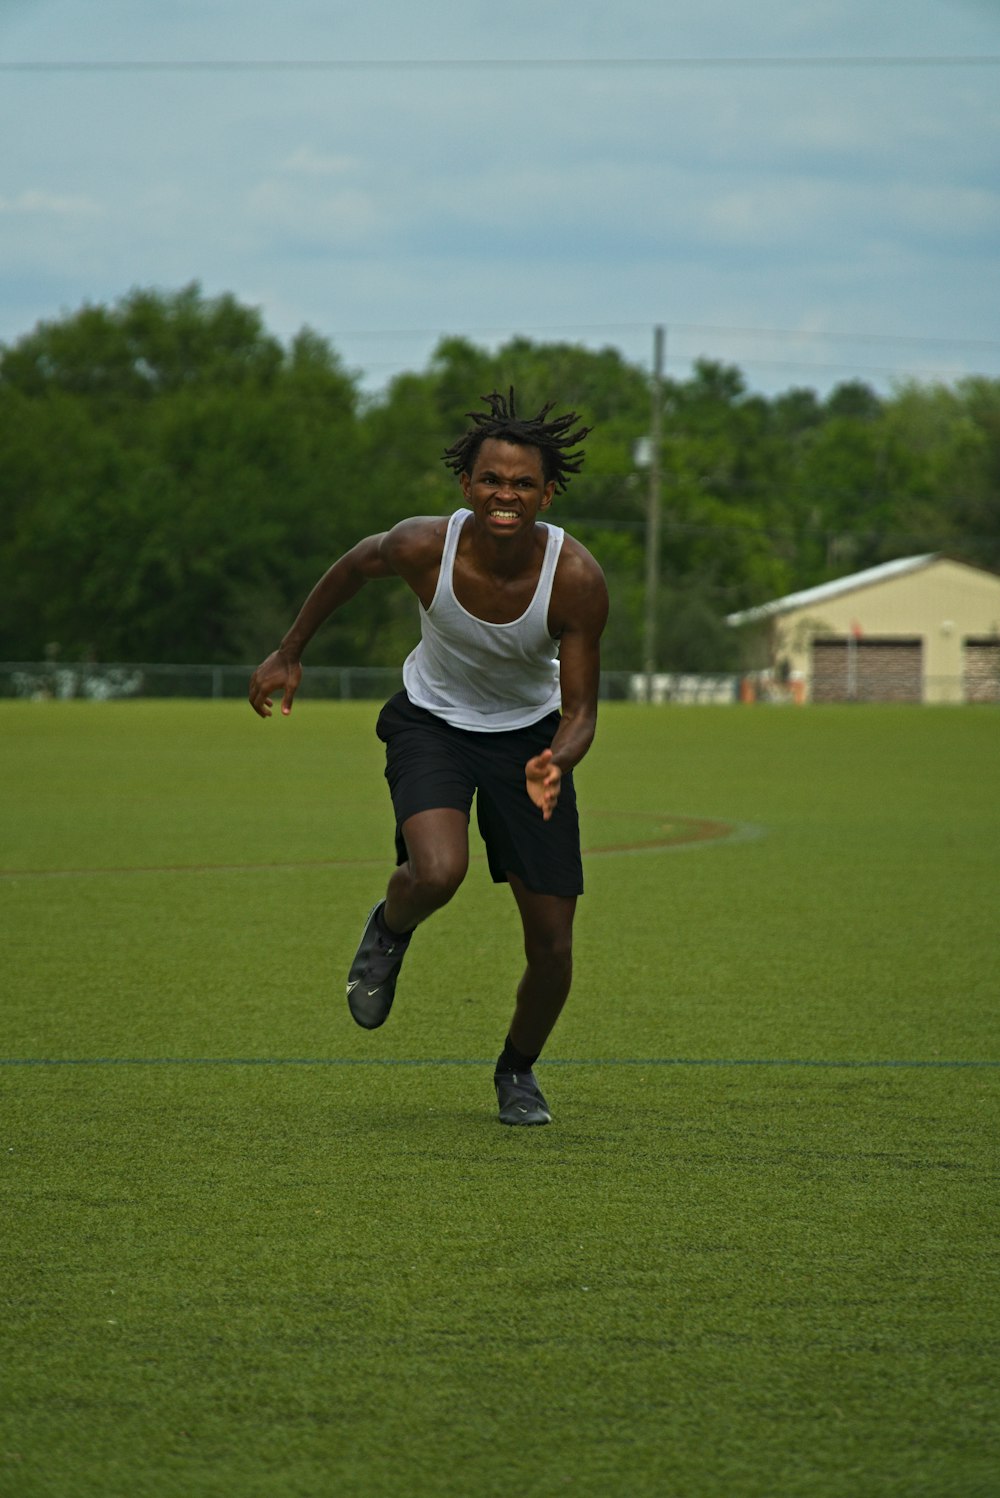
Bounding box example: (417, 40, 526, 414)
(402, 508, 565, 732)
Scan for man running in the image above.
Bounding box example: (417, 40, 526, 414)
(248, 389, 609, 1125)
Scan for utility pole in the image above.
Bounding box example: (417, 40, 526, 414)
(643, 324, 665, 699)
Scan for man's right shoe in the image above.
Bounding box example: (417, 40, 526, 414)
(494, 1069, 552, 1126)
(346, 901, 411, 1029)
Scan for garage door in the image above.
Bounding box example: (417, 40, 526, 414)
(963, 639, 1000, 703)
(811, 638, 923, 703)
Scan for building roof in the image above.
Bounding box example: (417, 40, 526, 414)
(726, 555, 939, 627)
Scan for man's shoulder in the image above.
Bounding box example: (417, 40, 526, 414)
(551, 530, 609, 631)
(383, 514, 450, 569)
(554, 530, 606, 589)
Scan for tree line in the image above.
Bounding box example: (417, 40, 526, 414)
(2, 284, 998, 671)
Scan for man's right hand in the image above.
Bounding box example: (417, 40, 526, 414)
(248, 650, 302, 719)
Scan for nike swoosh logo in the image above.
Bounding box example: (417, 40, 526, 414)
(367, 988, 379, 997)
(347, 980, 360, 994)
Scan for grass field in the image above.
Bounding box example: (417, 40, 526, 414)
(2, 699, 998, 1497)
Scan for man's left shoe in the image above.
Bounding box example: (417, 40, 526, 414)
(346, 901, 411, 1029)
(495, 1069, 552, 1126)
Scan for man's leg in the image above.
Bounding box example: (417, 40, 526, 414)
(493, 873, 576, 1124)
(385, 807, 469, 933)
(506, 872, 576, 1055)
(347, 807, 468, 1030)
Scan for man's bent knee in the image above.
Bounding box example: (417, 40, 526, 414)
(408, 857, 466, 908)
(399, 808, 468, 908)
(524, 927, 574, 974)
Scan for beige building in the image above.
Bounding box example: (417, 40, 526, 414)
(727, 555, 1000, 704)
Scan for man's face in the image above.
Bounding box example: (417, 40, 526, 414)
(461, 438, 557, 537)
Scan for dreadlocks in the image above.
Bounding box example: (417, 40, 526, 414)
(442, 388, 591, 495)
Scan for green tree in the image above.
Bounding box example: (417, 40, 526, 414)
(0, 286, 364, 661)
(3, 292, 997, 672)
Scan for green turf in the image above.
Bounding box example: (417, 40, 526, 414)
(2, 701, 998, 1496)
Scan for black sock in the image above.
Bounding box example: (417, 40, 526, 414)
(495, 1034, 539, 1076)
(376, 903, 412, 944)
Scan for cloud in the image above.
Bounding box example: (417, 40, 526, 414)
(280, 146, 361, 177)
(1, 0, 998, 397)
(246, 178, 382, 249)
(885, 183, 1000, 242)
(0, 189, 102, 217)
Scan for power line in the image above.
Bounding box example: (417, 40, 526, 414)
(322, 320, 1000, 353)
(2, 55, 998, 74)
(354, 354, 996, 385)
(668, 354, 992, 381)
(652, 323, 1000, 352)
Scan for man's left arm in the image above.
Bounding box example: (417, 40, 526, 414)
(525, 549, 609, 820)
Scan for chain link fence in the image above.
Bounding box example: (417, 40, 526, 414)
(7, 663, 990, 704)
(0, 662, 749, 705)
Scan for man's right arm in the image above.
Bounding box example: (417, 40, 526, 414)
(248, 533, 395, 718)
(247, 518, 444, 719)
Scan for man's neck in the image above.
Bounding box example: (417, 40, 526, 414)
(464, 515, 544, 581)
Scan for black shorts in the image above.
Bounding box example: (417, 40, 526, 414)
(375, 691, 583, 898)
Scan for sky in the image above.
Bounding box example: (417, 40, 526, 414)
(1, 0, 999, 400)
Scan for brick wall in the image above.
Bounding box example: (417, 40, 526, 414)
(963, 640, 1000, 703)
(811, 638, 923, 703)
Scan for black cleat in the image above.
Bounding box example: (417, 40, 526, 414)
(494, 1069, 552, 1126)
(346, 902, 411, 1029)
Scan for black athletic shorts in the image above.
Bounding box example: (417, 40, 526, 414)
(375, 690, 583, 898)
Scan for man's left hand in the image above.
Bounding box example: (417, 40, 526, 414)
(525, 749, 562, 821)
